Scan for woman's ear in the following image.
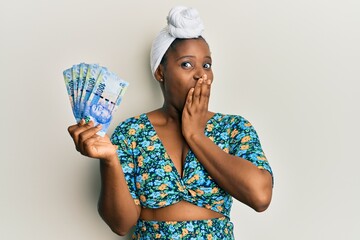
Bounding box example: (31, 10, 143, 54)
(154, 66, 164, 82)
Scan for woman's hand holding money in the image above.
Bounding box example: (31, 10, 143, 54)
(68, 119, 118, 164)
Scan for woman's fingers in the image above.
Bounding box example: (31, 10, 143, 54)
(77, 124, 103, 153)
(200, 74, 211, 102)
(186, 87, 195, 108)
(68, 119, 86, 134)
(68, 121, 89, 151)
(193, 74, 211, 107)
(72, 121, 94, 147)
(67, 120, 116, 160)
(67, 120, 102, 153)
(193, 77, 203, 103)
(203, 75, 211, 110)
(83, 135, 118, 159)
(78, 118, 86, 126)
(82, 135, 102, 157)
(67, 124, 78, 135)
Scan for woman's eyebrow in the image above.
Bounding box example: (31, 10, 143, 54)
(176, 55, 195, 61)
(176, 55, 212, 61)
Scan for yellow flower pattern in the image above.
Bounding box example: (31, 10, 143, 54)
(164, 165, 172, 172)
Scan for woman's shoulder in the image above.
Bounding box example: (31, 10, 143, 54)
(115, 113, 147, 129)
(213, 112, 255, 130)
(214, 112, 248, 123)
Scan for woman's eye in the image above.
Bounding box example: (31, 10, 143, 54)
(181, 62, 193, 68)
(203, 63, 212, 69)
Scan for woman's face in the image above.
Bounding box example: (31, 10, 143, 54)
(160, 38, 213, 111)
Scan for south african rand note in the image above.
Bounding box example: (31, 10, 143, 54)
(72, 64, 81, 121)
(78, 63, 88, 114)
(79, 64, 101, 118)
(63, 68, 76, 117)
(113, 76, 129, 111)
(83, 69, 129, 136)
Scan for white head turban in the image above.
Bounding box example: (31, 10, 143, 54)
(150, 6, 204, 79)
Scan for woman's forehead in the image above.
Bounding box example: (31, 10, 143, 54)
(168, 38, 210, 58)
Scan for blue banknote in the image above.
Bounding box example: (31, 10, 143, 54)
(63, 68, 75, 112)
(84, 69, 129, 136)
(71, 64, 81, 121)
(79, 64, 101, 118)
(63, 63, 129, 137)
(78, 63, 88, 113)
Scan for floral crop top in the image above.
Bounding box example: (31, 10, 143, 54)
(110, 113, 273, 219)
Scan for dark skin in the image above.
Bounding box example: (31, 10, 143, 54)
(67, 38, 273, 236)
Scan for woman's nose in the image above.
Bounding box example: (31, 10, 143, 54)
(193, 70, 204, 80)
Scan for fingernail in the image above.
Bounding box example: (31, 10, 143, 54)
(199, 79, 203, 84)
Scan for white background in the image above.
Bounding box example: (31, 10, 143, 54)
(1, 0, 359, 239)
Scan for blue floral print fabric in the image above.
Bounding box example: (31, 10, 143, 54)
(110, 113, 273, 220)
(132, 217, 234, 239)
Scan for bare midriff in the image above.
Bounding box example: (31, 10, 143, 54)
(139, 200, 225, 221)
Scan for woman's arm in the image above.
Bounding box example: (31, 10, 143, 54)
(185, 134, 272, 212)
(68, 120, 140, 235)
(98, 155, 141, 236)
(182, 76, 273, 212)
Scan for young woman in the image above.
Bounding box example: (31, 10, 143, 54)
(68, 6, 273, 239)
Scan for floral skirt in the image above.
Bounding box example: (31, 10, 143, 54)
(132, 216, 234, 240)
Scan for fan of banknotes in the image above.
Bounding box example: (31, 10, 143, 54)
(63, 63, 129, 136)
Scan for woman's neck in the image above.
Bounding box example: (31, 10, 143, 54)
(159, 103, 182, 124)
